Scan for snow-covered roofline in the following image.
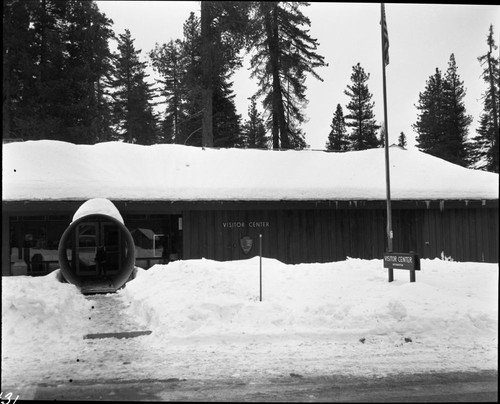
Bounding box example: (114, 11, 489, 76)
(2, 140, 498, 202)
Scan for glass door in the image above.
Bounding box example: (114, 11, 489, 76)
(100, 222, 121, 276)
(75, 223, 98, 275)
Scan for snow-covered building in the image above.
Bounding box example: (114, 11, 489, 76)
(2, 140, 498, 276)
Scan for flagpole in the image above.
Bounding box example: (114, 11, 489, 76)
(381, 3, 394, 281)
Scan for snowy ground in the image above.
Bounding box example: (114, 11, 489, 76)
(2, 257, 498, 392)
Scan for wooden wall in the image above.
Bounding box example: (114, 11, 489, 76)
(183, 207, 498, 264)
(3, 200, 498, 271)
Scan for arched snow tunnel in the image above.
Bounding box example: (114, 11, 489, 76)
(58, 199, 136, 292)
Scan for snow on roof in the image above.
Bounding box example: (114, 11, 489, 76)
(71, 198, 124, 224)
(2, 140, 498, 202)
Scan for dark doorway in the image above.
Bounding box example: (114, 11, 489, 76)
(75, 221, 122, 278)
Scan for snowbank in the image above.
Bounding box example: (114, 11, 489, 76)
(120, 258, 498, 351)
(1, 270, 92, 356)
(2, 258, 497, 380)
(3, 140, 498, 201)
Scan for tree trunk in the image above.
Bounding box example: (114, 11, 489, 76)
(263, 2, 288, 149)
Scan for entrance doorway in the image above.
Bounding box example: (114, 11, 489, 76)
(75, 221, 122, 277)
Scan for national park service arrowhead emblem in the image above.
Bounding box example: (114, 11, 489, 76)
(240, 236, 253, 254)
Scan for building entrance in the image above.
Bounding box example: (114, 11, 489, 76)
(75, 221, 122, 278)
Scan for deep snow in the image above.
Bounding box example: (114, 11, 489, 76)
(3, 140, 498, 201)
(71, 198, 125, 224)
(2, 257, 497, 390)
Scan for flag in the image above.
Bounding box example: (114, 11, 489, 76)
(381, 3, 389, 66)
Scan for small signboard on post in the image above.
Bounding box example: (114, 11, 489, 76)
(383, 252, 420, 283)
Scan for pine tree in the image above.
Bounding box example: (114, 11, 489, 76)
(150, 39, 187, 143)
(62, 1, 115, 143)
(325, 104, 348, 151)
(469, 25, 499, 173)
(414, 55, 471, 166)
(398, 131, 407, 148)
(344, 63, 380, 150)
(413, 68, 446, 157)
(199, 1, 249, 147)
(248, 1, 326, 149)
(242, 96, 270, 149)
(200, 1, 214, 147)
(173, 7, 245, 147)
(441, 54, 472, 166)
(110, 29, 158, 144)
(179, 12, 203, 146)
(3, 0, 114, 143)
(3, 0, 37, 139)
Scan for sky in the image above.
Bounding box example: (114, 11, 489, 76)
(2, 256, 497, 392)
(94, 1, 500, 150)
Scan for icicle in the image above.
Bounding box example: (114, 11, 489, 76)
(425, 200, 430, 209)
(439, 200, 444, 212)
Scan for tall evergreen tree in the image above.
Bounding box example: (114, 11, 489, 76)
(325, 104, 348, 151)
(248, 1, 326, 149)
(178, 12, 204, 146)
(441, 53, 472, 166)
(160, 7, 245, 148)
(3, 0, 36, 139)
(413, 68, 445, 155)
(344, 63, 380, 150)
(200, 1, 214, 147)
(212, 86, 244, 147)
(62, 1, 115, 143)
(199, 1, 249, 147)
(110, 29, 158, 144)
(150, 39, 187, 143)
(242, 96, 270, 149)
(469, 25, 499, 173)
(3, 0, 114, 143)
(414, 55, 471, 166)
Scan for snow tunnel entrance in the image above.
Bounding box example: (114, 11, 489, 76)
(75, 220, 121, 278)
(58, 199, 136, 294)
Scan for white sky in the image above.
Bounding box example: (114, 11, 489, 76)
(95, 1, 500, 150)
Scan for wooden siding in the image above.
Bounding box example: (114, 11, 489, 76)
(3, 200, 498, 273)
(183, 207, 498, 264)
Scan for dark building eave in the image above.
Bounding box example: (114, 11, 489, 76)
(2, 198, 498, 215)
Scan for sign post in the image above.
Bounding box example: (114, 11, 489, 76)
(383, 252, 420, 282)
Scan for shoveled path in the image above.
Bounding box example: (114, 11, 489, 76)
(84, 292, 150, 337)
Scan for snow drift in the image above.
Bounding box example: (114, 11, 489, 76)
(3, 140, 498, 202)
(2, 257, 497, 383)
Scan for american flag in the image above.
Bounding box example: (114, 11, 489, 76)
(381, 3, 389, 66)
